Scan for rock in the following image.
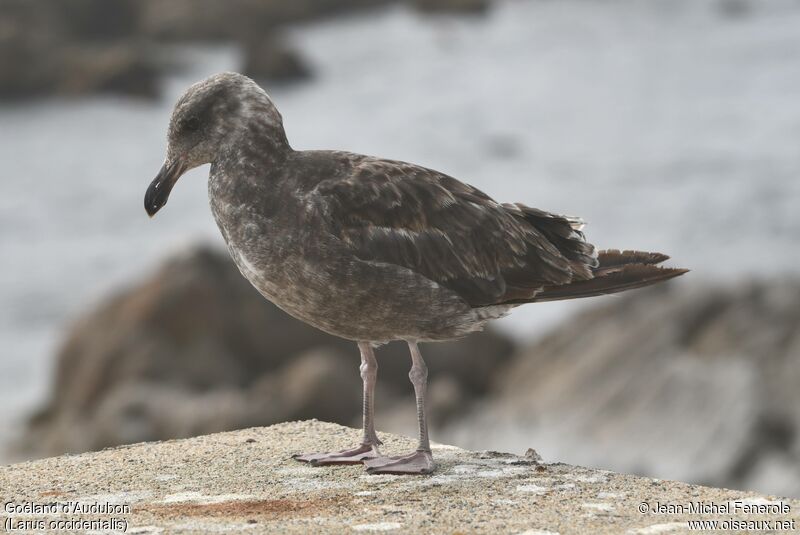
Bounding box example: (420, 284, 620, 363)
(410, 0, 491, 15)
(524, 447, 543, 463)
(57, 43, 159, 98)
(54, 0, 143, 41)
(21, 245, 514, 458)
(3, 421, 797, 534)
(276, 350, 362, 422)
(0, 1, 158, 99)
(0, 0, 498, 99)
(139, 0, 492, 42)
(242, 36, 312, 84)
(138, 0, 396, 42)
(443, 279, 800, 497)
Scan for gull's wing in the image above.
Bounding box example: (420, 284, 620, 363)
(307, 155, 597, 307)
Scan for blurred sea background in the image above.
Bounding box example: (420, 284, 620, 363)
(2, 0, 800, 496)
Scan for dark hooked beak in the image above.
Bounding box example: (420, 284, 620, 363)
(144, 159, 187, 217)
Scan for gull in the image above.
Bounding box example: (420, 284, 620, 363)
(144, 72, 687, 474)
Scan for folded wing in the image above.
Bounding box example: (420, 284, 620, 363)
(308, 156, 598, 307)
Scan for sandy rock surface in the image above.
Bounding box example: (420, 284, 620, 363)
(2, 421, 798, 534)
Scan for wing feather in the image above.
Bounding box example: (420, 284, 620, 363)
(308, 155, 597, 306)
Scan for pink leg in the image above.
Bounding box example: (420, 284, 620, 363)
(293, 342, 382, 465)
(364, 341, 435, 475)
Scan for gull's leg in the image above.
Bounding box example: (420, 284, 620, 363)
(364, 341, 435, 475)
(293, 341, 382, 464)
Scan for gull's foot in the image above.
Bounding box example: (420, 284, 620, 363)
(293, 443, 381, 465)
(364, 450, 435, 475)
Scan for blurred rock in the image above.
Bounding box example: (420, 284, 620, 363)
(57, 43, 159, 98)
(444, 279, 800, 497)
(56, 0, 143, 41)
(410, 0, 490, 15)
(21, 245, 514, 457)
(275, 349, 361, 422)
(242, 36, 312, 84)
(0, 0, 497, 99)
(0, 0, 158, 99)
(138, 0, 395, 42)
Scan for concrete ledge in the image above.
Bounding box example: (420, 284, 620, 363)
(1, 421, 798, 534)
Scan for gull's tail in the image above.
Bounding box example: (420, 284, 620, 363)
(530, 249, 688, 302)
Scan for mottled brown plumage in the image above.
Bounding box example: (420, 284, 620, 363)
(310, 156, 598, 308)
(144, 72, 687, 475)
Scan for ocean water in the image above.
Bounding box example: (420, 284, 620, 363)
(1, 0, 800, 454)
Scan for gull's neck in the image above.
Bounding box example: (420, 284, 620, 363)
(215, 97, 292, 170)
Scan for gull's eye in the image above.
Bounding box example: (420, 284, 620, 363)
(182, 116, 200, 132)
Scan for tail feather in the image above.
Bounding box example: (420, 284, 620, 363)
(597, 248, 668, 268)
(530, 263, 688, 303)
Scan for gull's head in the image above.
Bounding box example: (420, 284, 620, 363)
(145, 72, 287, 217)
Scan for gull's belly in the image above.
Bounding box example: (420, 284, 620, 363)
(227, 242, 390, 339)
(210, 195, 486, 341)
(225, 235, 483, 342)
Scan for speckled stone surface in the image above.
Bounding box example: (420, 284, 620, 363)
(1, 421, 798, 534)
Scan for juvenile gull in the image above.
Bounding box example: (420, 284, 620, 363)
(144, 72, 687, 475)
